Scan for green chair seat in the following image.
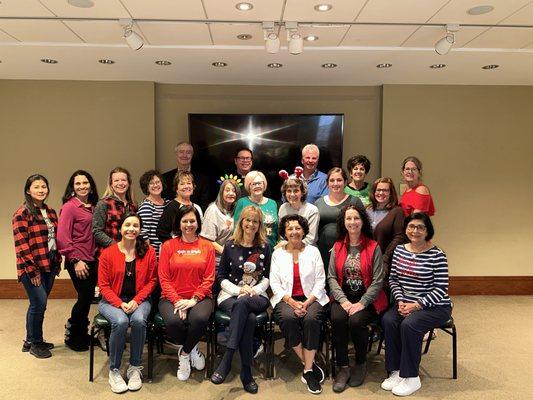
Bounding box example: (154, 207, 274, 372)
(154, 313, 165, 327)
(215, 310, 269, 326)
(93, 313, 109, 328)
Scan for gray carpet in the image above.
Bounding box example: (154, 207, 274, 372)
(1, 296, 532, 400)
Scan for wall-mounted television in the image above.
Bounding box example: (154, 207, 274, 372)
(189, 114, 344, 200)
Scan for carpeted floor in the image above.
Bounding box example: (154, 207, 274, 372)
(1, 296, 532, 400)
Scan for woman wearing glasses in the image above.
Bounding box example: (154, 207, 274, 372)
(380, 213, 451, 396)
(399, 157, 435, 217)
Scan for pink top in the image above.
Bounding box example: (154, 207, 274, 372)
(57, 197, 96, 262)
(400, 185, 435, 216)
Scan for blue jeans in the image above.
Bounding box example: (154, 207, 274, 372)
(20, 272, 56, 343)
(98, 300, 151, 370)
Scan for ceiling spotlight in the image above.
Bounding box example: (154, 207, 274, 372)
(155, 60, 172, 66)
(237, 34, 252, 40)
(67, 0, 94, 8)
(40, 58, 58, 64)
(467, 5, 494, 15)
(430, 63, 446, 69)
(376, 63, 392, 68)
(482, 64, 499, 69)
(286, 21, 303, 55)
(322, 63, 337, 68)
(236, 2, 253, 11)
(212, 62, 228, 67)
(119, 19, 144, 51)
(314, 4, 332, 12)
(304, 35, 319, 42)
(267, 63, 283, 68)
(262, 21, 280, 54)
(435, 24, 459, 55)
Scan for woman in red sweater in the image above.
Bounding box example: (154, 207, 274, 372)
(399, 157, 435, 217)
(98, 212, 158, 394)
(158, 205, 215, 381)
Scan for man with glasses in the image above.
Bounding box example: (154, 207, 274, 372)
(233, 147, 254, 198)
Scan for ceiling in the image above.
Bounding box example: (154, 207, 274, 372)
(1, 0, 533, 85)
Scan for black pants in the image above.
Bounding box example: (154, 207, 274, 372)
(159, 298, 214, 353)
(330, 301, 377, 365)
(274, 300, 325, 351)
(67, 260, 97, 330)
(382, 305, 452, 377)
(219, 295, 269, 368)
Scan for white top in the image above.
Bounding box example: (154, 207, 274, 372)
(269, 244, 329, 308)
(278, 202, 320, 245)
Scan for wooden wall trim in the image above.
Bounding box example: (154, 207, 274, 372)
(1, 276, 532, 299)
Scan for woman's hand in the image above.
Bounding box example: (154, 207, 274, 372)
(348, 302, 365, 316)
(274, 240, 287, 250)
(74, 260, 89, 280)
(341, 301, 353, 314)
(125, 300, 139, 314)
(30, 274, 41, 287)
(120, 302, 130, 313)
(174, 298, 197, 311)
(302, 298, 315, 311)
(238, 285, 257, 297)
(398, 301, 420, 317)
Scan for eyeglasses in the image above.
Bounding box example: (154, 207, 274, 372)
(406, 224, 427, 232)
(236, 156, 252, 161)
(149, 181, 161, 187)
(375, 189, 390, 193)
(403, 167, 419, 173)
(250, 181, 264, 187)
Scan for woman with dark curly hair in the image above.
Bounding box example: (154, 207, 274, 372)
(328, 204, 388, 392)
(344, 155, 372, 206)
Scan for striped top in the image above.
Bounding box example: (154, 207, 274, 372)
(138, 198, 169, 257)
(390, 244, 451, 308)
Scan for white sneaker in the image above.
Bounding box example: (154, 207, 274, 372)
(108, 368, 128, 393)
(126, 365, 143, 391)
(392, 376, 421, 396)
(381, 370, 402, 391)
(189, 344, 205, 371)
(177, 351, 191, 381)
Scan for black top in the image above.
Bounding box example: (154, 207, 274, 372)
(162, 168, 212, 211)
(120, 260, 136, 302)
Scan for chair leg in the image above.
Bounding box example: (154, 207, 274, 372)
(376, 330, 384, 355)
(452, 326, 457, 379)
(423, 329, 434, 354)
(89, 326, 96, 382)
(324, 324, 330, 378)
(147, 326, 154, 382)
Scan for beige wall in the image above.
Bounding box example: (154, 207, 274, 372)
(1, 80, 155, 279)
(155, 84, 382, 178)
(382, 85, 533, 276)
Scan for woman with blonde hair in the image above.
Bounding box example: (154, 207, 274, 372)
(210, 205, 271, 393)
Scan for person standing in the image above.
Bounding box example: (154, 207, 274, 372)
(297, 144, 328, 205)
(344, 155, 372, 206)
(399, 156, 435, 217)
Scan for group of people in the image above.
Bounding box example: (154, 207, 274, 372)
(12, 141, 451, 397)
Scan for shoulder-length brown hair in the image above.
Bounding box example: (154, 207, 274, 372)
(368, 177, 399, 211)
(232, 205, 267, 247)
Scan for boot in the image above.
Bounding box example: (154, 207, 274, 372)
(64, 319, 89, 352)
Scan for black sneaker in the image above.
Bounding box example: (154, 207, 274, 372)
(29, 342, 52, 359)
(312, 361, 325, 384)
(302, 370, 322, 394)
(22, 340, 54, 352)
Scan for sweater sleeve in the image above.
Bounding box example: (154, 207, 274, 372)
(310, 247, 326, 301)
(417, 251, 449, 308)
(133, 246, 158, 305)
(360, 246, 384, 307)
(98, 249, 122, 307)
(137, 201, 151, 242)
(382, 208, 406, 270)
(56, 203, 77, 260)
(327, 247, 348, 304)
(269, 250, 286, 300)
(218, 243, 241, 297)
(158, 241, 181, 303)
(193, 243, 215, 300)
(156, 204, 174, 244)
(389, 248, 405, 303)
(303, 207, 320, 245)
(12, 209, 39, 279)
(92, 200, 114, 248)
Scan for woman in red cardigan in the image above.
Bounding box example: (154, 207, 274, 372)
(98, 212, 157, 394)
(158, 205, 215, 381)
(327, 204, 388, 393)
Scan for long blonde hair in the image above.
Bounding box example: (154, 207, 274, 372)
(232, 205, 267, 247)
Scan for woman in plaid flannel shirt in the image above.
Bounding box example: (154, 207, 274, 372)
(12, 174, 62, 359)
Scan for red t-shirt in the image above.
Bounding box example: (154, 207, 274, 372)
(159, 237, 215, 303)
(292, 261, 305, 297)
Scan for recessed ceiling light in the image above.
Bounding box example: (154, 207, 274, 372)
(267, 63, 283, 68)
(467, 5, 494, 15)
(235, 2, 253, 11)
(98, 59, 115, 64)
(212, 62, 228, 67)
(482, 64, 499, 69)
(67, 0, 94, 8)
(314, 4, 332, 12)
(322, 63, 337, 68)
(304, 35, 319, 41)
(41, 58, 58, 64)
(376, 63, 392, 68)
(155, 60, 172, 66)
(430, 63, 446, 69)
(237, 34, 252, 40)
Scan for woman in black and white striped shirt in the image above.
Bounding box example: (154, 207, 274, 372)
(380, 212, 452, 397)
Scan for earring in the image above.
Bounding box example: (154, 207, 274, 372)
(71, 191, 75, 197)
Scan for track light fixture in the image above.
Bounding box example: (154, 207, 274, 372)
(119, 18, 144, 51)
(286, 21, 303, 55)
(435, 24, 459, 55)
(262, 21, 280, 54)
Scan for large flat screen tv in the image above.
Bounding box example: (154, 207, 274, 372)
(189, 114, 344, 201)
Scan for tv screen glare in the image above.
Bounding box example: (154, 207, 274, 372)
(188, 114, 344, 201)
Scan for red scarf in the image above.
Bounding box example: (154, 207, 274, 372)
(333, 235, 388, 313)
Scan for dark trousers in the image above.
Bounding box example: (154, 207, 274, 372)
(382, 305, 452, 377)
(219, 295, 269, 368)
(330, 301, 377, 365)
(66, 260, 97, 330)
(20, 271, 56, 343)
(274, 301, 325, 350)
(159, 298, 214, 353)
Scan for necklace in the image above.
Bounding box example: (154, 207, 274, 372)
(125, 260, 135, 277)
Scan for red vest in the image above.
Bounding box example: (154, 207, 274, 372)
(333, 235, 388, 314)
